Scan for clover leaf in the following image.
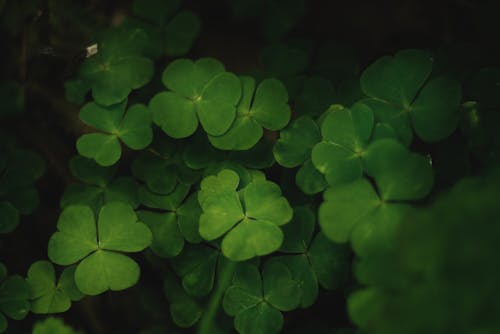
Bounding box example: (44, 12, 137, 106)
(361, 49, 462, 144)
(32, 317, 80, 334)
(150, 58, 241, 138)
(132, 0, 200, 57)
(223, 262, 300, 334)
(274, 115, 320, 168)
(273, 207, 350, 307)
(312, 103, 374, 186)
(208, 76, 291, 150)
(26, 261, 83, 314)
(163, 271, 203, 328)
(318, 178, 412, 257)
(170, 244, 219, 297)
(61, 156, 138, 211)
(295, 160, 327, 195)
(198, 170, 293, 261)
(0, 263, 29, 333)
(48, 202, 152, 295)
(363, 139, 434, 201)
(78, 27, 154, 106)
(318, 139, 432, 256)
(137, 192, 202, 258)
(0, 148, 45, 233)
(77, 100, 153, 166)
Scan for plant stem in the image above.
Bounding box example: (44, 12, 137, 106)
(197, 258, 238, 334)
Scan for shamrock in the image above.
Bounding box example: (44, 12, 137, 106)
(198, 169, 293, 261)
(223, 262, 300, 334)
(131, 0, 201, 58)
(169, 244, 219, 297)
(61, 156, 139, 211)
(319, 138, 434, 257)
(0, 148, 45, 233)
(76, 100, 153, 166)
(26, 261, 83, 314)
(150, 58, 241, 138)
(163, 272, 203, 328)
(275, 207, 350, 308)
(137, 192, 202, 258)
(274, 115, 326, 194)
(208, 76, 291, 150)
(0, 263, 29, 333)
(312, 103, 374, 186)
(78, 27, 154, 106)
(48, 202, 152, 295)
(132, 142, 200, 197)
(361, 49, 462, 144)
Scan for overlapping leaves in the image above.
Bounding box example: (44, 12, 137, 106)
(0, 148, 45, 233)
(0, 263, 29, 333)
(360, 49, 462, 144)
(78, 27, 154, 106)
(26, 261, 83, 314)
(208, 76, 291, 150)
(130, 0, 201, 58)
(150, 58, 241, 138)
(319, 138, 433, 257)
(61, 156, 139, 211)
(223, 262, 300, 334)
(198, 169, 293, 261)
(271, 207, 350, 307)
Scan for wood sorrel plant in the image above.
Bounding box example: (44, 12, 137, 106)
(2, 0, 500, 333)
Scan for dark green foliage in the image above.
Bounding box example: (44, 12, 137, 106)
(1, 1, 499, 333)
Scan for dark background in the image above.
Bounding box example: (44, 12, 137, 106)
(0, 0, 499, 332)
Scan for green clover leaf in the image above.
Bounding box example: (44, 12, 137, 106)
(78, 27, 154, 106)
(47, 202, 152, 295)
(163, 272, 203, 328)
(362, 139, 434, 201)
(361, 49, 462, 144)
(61, 156, 138, 211)
(0, 148, 45, 233)
(312, 103, 374, 186)
(198, 170, 293, 261)
(132, 0, 200, 57)
(318, 178, 412, 257)
(137, 192, 202, 258)
(77, 100, 153, 166)
(0, 263, 29, 333)
(274, 116, 321, 168)
(223, 262, 300, 334)
(32, 317, 80, 334)
(275, 207, 350, 307)
(26, 261, 83, 314)
(170, 244, 219, 297)
(150, 58, 241, 138)
(208, 76, 291, 150)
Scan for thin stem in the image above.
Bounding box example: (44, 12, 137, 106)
(197, 258, 238, 334)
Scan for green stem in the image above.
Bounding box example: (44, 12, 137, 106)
(197, 258, 238, 334)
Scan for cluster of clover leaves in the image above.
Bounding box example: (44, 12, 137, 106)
(1, 1, 500, 333)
